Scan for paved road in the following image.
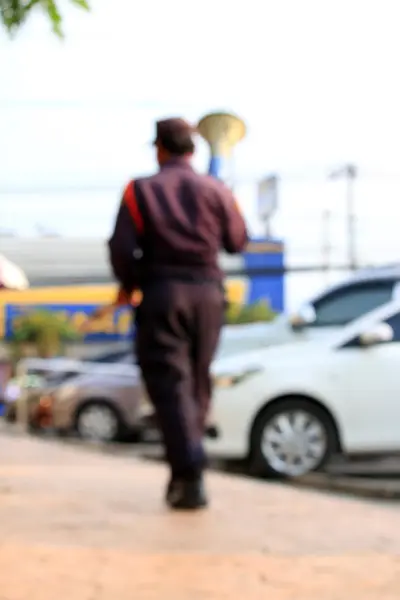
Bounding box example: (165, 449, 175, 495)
(1, 432, 400, 599)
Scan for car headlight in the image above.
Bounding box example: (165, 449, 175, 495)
(214, 368, 262, 389)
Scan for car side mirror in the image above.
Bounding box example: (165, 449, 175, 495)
(359, 323, 394, 347)
(289, 304, 316, 330)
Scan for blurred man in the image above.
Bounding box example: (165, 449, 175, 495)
(108, 118, 248, 510)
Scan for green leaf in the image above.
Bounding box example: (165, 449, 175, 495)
(46, 0, 63, 37)
(70, 0, 89, 8)
(1, 0, 91, 37)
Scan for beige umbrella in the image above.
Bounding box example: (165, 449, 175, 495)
(0, 254, 29, 291)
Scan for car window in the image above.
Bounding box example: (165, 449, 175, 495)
(311, 283, 394, 327)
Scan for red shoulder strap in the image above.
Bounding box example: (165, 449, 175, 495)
(123, 180, 144, 235)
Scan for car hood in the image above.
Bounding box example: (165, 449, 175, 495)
(55, 369, 140, 390)
(211, 339, 331, 376)
(218, 315, 329, 353)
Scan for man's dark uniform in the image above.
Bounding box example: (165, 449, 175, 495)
(108, 118, 248, 509)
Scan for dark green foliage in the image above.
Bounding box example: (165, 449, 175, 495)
(1, 0, 90, 37)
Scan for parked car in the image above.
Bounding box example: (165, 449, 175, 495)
(206, 297, 400, 478)
(38, 366, 151, 442)
(259, 264, 400, 345)
(5, 347, 132, 422)
(16, 350, 143, 440)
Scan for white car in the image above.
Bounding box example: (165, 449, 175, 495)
(207, 297, 400, 478)
(251, 264, 400, 346)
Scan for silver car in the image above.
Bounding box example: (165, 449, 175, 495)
(47, 364, 152, 442)
(19, 350, 150, 442)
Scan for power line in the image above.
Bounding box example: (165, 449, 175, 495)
(0, 185, 122, 194)
(0, 99, 207, 110)
(4, 171, 400, 195)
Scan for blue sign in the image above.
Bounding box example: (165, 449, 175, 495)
(4, 303, 134, 342)
(243, 239, 284, 312)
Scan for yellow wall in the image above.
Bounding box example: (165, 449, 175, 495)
(0, 285, 118, 305)
(0, 280, 248, 338)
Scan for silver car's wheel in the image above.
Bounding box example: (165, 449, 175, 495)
(250, 400, 338, 478)
(76, 403, 120, 442)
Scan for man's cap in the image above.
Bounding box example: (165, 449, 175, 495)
(153, 118, 196, 154)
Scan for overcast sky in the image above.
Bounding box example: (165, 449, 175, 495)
(1, 0, 400, 266)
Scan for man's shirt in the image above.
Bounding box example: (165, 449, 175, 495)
(108, 157, 248, 293)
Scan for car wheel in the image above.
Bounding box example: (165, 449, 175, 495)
(75, 402, 122, 443)
(249, 398, 339, 478)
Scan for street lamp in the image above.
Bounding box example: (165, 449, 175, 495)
(329, 164, 358, 270)
(257, 174, 279, 238)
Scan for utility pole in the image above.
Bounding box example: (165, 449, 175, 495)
(257, 175, 279, 240)
(321, 208, 332, 286)
(329, 164, 358, 271)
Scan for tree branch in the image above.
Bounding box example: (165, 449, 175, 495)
(0, 0, 90, 37)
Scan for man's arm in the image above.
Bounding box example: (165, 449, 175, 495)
(220, 188, 248, 254)
(108, 183, 142, 294)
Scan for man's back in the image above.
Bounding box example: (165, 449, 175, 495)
(134, 158, 247, 282)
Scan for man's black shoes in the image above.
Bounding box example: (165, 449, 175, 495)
(165, 477, 208, 510)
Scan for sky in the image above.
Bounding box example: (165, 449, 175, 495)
(1, 0, 400, 267)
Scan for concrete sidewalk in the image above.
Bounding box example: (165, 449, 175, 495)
(1, 435, 400, 600)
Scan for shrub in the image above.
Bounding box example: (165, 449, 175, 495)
(224, 302, 243, 325)
(10, 309, 81, 358)
(225, 299, 276, 325)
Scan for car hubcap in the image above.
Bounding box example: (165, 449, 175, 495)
(261, 410, 327, 476)
(78, 406, 118, 442)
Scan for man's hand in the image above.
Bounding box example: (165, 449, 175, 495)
(116, 288, 131, 306)
(78, 289, 142, 334)
(77, 305, 115, 334)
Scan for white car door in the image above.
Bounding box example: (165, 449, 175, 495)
(332, 314, 400, 452)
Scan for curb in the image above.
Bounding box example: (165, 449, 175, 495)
(294, 473, 400, 500)
(2, 424, 164, 460)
